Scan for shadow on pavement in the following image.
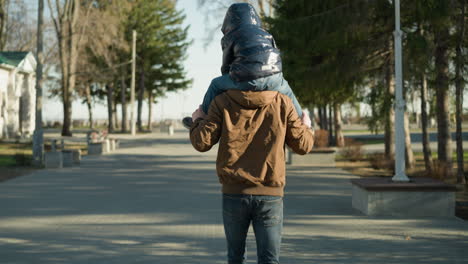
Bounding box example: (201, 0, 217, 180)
(0, 140, 467, 264)
(118, 136, 191, 149)
(0, 150, 227, 264)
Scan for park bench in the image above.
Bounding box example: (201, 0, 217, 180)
(44, 139, 81, 168)
(159, 121, 175, 135)
(86, 129, 119, 155)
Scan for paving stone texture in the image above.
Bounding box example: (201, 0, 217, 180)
(0, 130, 467, 264)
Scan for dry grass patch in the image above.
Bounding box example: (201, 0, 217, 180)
(0, 141, 87, 183)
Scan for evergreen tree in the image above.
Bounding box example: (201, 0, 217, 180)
(453, 0, 467, 183)
(269, 0, 371, 145)
(402, 2, 436, 174)
(404, 0, 457, 178)
(271, 0, 464, 177)
(125, 0, 192, 131)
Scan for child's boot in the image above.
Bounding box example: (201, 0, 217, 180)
(182, 117, 193, 129)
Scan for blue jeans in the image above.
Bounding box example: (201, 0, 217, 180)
(222, 194, 283, 264)
(202, 73, 303, 118)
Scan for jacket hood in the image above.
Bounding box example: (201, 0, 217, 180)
(226, 90, 278, 109)
(221, 3, 262, 35)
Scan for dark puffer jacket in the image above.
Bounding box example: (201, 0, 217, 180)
(221, 3, 282, 82)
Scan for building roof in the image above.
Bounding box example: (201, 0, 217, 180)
(0, 51, 30, 67)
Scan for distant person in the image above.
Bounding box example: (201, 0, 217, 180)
(189, 6, 314, 264)
(182, 3, 306, 129)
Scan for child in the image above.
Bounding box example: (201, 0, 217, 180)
(183, 3, 305, 128)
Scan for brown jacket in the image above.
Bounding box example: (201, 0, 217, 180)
(190, 90, 314, 196)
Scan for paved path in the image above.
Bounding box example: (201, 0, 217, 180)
(0, 131, 467, 264)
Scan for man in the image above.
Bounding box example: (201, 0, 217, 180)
(182, 3, 304, 129)
(190, 88, 314, 263)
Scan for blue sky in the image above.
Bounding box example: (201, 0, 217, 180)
(43, 0, 224, 122)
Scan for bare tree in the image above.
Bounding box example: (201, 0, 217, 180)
(197, 0, 274, 46)
(77, 1, 130, 133)
(47, 0, 93, 136)
(198, 0, 273, 19)
(0, 0, 9, 50)
(1, 0, 39, 51)
(333, 103, 345, 147)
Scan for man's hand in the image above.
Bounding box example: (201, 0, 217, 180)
(192, 105, 207, 122)
(301, 111, 312, 128)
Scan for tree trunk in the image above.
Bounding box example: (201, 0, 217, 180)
(434, 27, 453, 178)
(62, 93, 73, 136)
(403, 72, 415, 169)
(353, 102, 361, 122)
(322, 106, 328, 131)
(420, 74, 433, 173)
(52, 0, 81, 137)
(65, 27, 78, 137)
(85, 83, 93, 129)
(59, 30, 73, 136)
(113, 99, 118, 130)
(328, 104, 334, 145)
(147, 92, 153, 131)
(318, 107, 323, 129)
(455, 0, 466, 183)
(404, 111, 415, 168)
(137, 69, 144, 132)
(120, 77, 127, 132)
(106, 83, 114, 133)
(384, 62, 395, 159)
(308, 104, 316, 128)
(334, 103, 345, 147)
(0, 0, 8, 50)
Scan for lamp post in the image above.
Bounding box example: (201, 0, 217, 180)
(32, 0, 44, 167)
(392, 0, 410, 182)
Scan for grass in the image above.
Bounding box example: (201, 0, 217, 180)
(337, 150, 468, 177)
(0, 155, 16, 166)
(0, 142, 35, 182)
(0, 141, 88, 183)
(342, 127, 443, 134)
(0, 142, 33, 167)
(413, 151, 468, 160)
(342, 129, 376, 134)
(0, 141, 88, 168)
(71, 125, 107, 130)
(0, 142, 33, 154)
(353, 138, 385, 145)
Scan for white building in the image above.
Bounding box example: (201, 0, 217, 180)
(0, 51, 36, 139)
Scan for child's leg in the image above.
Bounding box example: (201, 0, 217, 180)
(278, 77, 303, 118)
(201, 74, 241, 114)
(184, 74, 249, 129)
(259, 73, 303, 117)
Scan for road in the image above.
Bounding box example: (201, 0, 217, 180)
(0, 131, 467, 263)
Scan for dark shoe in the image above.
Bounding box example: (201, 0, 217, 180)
(182, 117, 193, 129)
